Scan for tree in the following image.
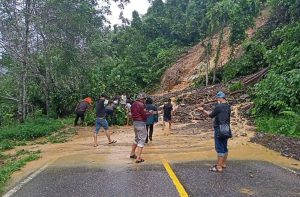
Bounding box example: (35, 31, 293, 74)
(205, 0, 261, 84)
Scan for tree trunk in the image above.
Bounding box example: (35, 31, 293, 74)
(213, 27, 224, 84)
(19, 0, 31, 122)
(205, 38, 212, 86)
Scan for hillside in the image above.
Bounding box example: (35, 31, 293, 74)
(158, 8, 270, 94)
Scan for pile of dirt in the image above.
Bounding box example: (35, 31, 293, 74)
(153, 72, 256, 136)
(251, 133, 300, 161)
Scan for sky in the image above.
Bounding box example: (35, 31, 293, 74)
(105, 0, 151, 25)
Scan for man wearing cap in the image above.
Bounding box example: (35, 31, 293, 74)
(74, 97, 92, 126)
(199, 91, 231, 172)
(129, 92, 152, 163)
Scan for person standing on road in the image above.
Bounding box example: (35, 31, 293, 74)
(145, 97, 158, 143)
(199, 91, 231, 173)
(162, 98, 173, 130)
(126, 100, 132, 126)
(94, 94, 117, 147)
(74, 97, 92, 126)
(129, 93, 152, 163)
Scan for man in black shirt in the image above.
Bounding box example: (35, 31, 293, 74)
(199, 91, 231, 173)
(162, 98, 173, 130)
(94, 94, 117, 147)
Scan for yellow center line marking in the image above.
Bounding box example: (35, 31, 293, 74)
(162, 159, 189, 197)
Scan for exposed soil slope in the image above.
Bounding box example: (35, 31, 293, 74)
(158, 8, 270, 94)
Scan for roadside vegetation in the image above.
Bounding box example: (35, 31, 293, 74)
(0, 150, 41, 193)
(0, 118, 72, 151)
(0, 117, 76, 194)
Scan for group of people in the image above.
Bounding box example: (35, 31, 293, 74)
(74, 94, 133, 127)
(74, 93, 174, 147)
(74, 90, 231, 172)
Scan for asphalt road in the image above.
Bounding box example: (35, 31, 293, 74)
(8, 161, 300, 197)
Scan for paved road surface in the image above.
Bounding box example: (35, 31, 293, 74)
(8, 160, 300, 197)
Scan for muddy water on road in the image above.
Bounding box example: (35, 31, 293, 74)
(6, 123, 300, 190)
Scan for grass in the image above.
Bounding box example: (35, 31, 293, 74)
(256, 115, 300, 137)
(0, 150, 41, 193)
(0, 117, 77, 194)
(0, 118, 65, 141)
(0, 118, 71, 151)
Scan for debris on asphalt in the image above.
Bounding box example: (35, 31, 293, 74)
(250, 132, 300, 161)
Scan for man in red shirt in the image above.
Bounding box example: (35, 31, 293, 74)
(129, 93, 152, 163)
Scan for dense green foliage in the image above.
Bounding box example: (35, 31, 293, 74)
(256, 112, 300, 137)
(253, 22, 300, 115)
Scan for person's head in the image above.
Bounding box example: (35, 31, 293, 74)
(146, 97, 153, 105)
(216, 91, 226, 103)
(137, 92, 147, 102)
(168, 98, 172, 103)
(100, 94, 106, 99)
(84, 97, 92, 104)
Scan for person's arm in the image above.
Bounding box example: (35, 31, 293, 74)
(153, 106, 158, 114)
(199, 106, 219, 118)
(171, 105, 174, 116)
(141, 104, 152, 119)
(198, 107, 211, 116)
(75, 103, 79, 112)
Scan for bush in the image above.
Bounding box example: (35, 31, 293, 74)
(114, 106, 127, 126)
(0, 118, 66, 150)
(222, 41, 267, 82)
(83, 110, 96, 126)
(253, 22, 300, 115)
(256, 114, 300, 137)
(228, 81, 244, 92)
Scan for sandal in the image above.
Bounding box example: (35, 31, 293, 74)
(135, 159, 145, 163)
(108, 140, 117, 144)
(215, 164, 227, 169)
(209, 165, 223, 173)
(130, 155, 137, 159)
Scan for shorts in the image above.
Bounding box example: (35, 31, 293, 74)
(214, 127, 229, 157)
(133, 121, 147, 148)
(95, 118, 109, 134)
(163, 115, 172, 122)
